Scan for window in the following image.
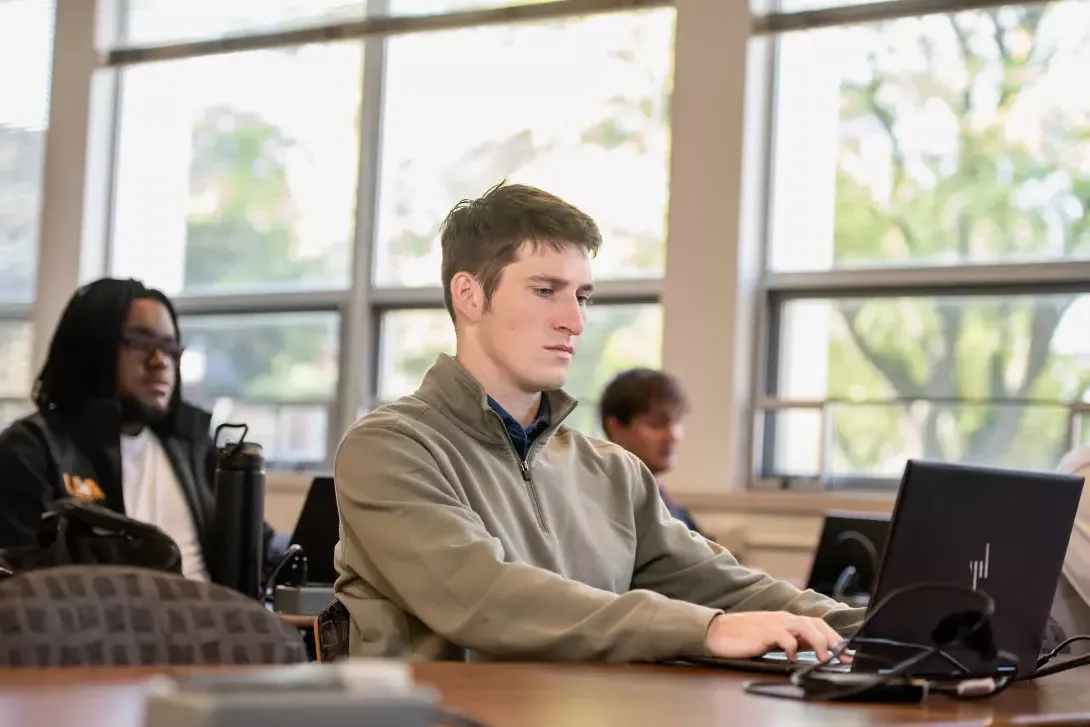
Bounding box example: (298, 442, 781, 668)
(110, 42, 362, 296)
(377, 304, 663, 437)
(767, 2, 1090, 272)
(103, 6, 672, 467)
(766, 294, 1090, 478)
(0, 321, 33, 423)
(179, 312, 339, 465)
(0, 0, 54, 304)
(376, 308, 454, 403)
(1075, 410, 1090, 448)
(756, 1, 1090, 489)
(373, 9, 675, 287)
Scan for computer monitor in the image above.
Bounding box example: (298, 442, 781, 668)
(289, 476, 339, 586)
(806, 511, 891, 602)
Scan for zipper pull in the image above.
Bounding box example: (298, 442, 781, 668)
(519, 461, 530, 481)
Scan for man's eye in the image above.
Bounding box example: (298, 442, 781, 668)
(534, 288, 553, 298)
(578, 296, 592, 307)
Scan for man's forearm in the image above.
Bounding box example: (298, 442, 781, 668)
(371, 539, 720, 662)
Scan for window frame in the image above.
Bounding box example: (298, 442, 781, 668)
(751, 0, 1090, 490)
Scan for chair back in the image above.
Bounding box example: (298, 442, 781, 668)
(0, 565, 307, 667)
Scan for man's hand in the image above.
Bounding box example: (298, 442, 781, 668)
(705, 612, 849, 663)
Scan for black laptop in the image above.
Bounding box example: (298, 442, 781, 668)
(288, 476, 339, 586)
(805, 511, 891, 604)
(691, 460, 1083, 679)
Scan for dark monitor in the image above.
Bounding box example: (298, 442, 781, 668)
(806, 511, 891, 601)
(289, 476, 339, 586)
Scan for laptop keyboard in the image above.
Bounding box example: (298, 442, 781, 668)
(762, 650, 818, 663)
(761, 650, 852, 671)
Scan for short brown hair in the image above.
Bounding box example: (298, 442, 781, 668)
(439, 181, 602, 321)
(599, 368, 689, 435)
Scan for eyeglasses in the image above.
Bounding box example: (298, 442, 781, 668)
(121, 333, 185, 364)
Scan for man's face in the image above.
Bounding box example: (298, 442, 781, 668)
(116, 298, 181, 419)
(478, 242, 593, 394)
(606, 404, 685, 476)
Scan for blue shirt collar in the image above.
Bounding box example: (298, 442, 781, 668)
(487, 395, 551, 461)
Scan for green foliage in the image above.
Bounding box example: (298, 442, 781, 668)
(828, 7, 1090, 473)
(182, 106, 335, 401)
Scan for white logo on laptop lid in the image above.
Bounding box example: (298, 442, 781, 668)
(970, 543, 990, 591)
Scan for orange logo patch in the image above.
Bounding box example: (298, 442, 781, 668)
(62, 473, 105, 502)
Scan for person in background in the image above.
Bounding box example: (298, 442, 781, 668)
(1050, 444, 1090, 654)
(0, 277, 282, 581)
(599, 368, 702, 535)
(332, 181, 862, 663)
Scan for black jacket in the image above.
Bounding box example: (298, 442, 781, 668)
(0, 399, 279, 579)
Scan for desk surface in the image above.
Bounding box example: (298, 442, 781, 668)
(0, 662, 1087, 727)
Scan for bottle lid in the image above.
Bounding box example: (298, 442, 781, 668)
(218, 441, 265, 471)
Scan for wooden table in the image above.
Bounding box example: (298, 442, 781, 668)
(280, 613, 316, 629)
(0, 662, 1087, 726)
(412, 664, 1090, 726)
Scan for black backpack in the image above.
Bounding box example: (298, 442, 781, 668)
(0, 499, 182, 578)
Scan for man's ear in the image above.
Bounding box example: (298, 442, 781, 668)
(603, 415, 623, 442)
(450, 272, 484, 324)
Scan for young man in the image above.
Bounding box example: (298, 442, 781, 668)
(600, 368, 702, 534)
(333, 182, 863, 662)
(0, 278, 280, 581)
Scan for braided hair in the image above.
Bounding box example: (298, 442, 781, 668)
(33, 278, 182, 415)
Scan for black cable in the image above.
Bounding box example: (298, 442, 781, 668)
(832, 566, 858, 599)
(743, 646, 941, 703)
(808, 581, 997, 678)
(743, 582, 1016, 703)
(1023, 650, 1090, 680)
(828, 530, 881, 599)
(833, 531, 879, 566)
(1035, 634, 1090, 670)
(261, 544, 309, 605)
(827, 635, 973, 673)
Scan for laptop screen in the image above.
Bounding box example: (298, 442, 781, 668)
(289, 476, 339, 585)
(854, 460, 1082, 678)
(806, 511, 891, 599)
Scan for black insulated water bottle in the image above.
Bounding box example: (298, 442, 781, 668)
(209, 422, 265, 600)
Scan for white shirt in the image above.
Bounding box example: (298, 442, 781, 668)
(120, 429, 209, 581)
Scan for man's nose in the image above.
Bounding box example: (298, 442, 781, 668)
(557, 294, 586, 336)
(146, 348, 171, 369)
